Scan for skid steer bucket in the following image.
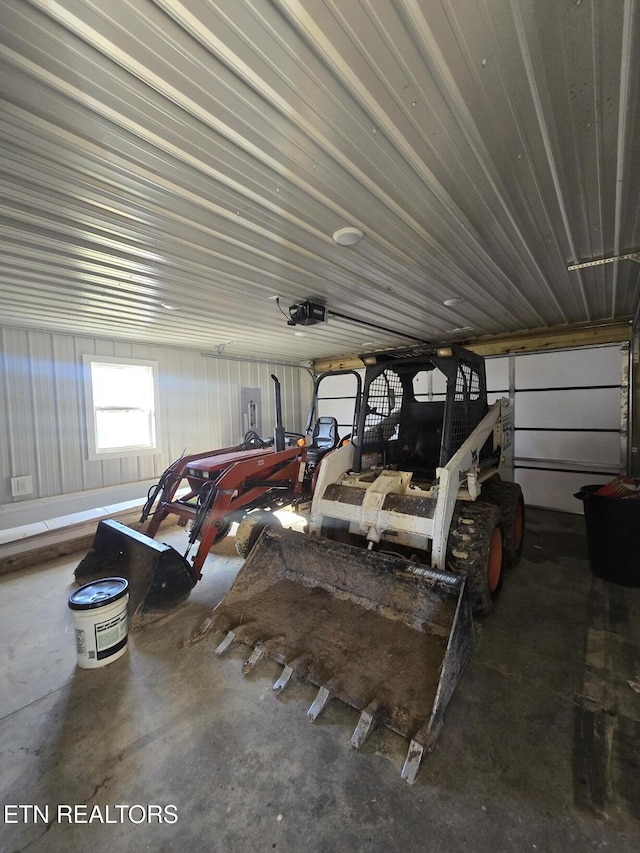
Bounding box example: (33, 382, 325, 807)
(75, 519, 196, 629)
(210, 528, 474, 783)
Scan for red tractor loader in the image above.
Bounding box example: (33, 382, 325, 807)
(75, 372, 361, 627)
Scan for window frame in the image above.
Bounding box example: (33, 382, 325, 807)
(82, 354, 161, 461)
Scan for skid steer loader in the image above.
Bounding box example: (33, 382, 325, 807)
(209, 344, 524, 783)
(75, 372, 362, 627)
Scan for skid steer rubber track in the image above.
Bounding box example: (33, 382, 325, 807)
(446, 502, 504, 615)
(210, 527, 474, 784)
(75, 519, 196, 629)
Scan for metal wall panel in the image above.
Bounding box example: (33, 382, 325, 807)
(0, 324, 312, 529)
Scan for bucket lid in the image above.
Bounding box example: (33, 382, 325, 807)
(69, 577, 129, 610)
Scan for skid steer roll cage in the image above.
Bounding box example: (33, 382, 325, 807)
(353, 344, 489, 471)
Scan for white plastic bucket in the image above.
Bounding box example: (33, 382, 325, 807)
(68, 577, 129, 669)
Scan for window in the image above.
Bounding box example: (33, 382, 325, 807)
(83, 355, 160, 459)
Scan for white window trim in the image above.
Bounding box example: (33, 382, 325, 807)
(82, 354, 161, 461)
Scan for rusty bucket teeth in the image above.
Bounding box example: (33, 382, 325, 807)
(272, 664, 295, 694)
(272, 655, 311, 695)
(400, 740, 425, 785)
(215, 631, 237, 656)
(307, 686, 332, 721)
(400, 719, 440, 784)
(189, 617, 214, 645)
(242, 645, 266, 674)
(350, 701, 381, 750)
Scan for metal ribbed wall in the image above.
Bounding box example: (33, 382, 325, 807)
(0, 324, 312, 527)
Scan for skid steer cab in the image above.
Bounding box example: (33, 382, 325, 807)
(209, 343, 524, 783)
(74, 371, 361, 627)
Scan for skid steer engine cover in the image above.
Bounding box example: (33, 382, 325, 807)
(211, 527, 474, 783)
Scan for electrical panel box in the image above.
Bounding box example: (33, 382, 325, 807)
(241, 387, 262, 438)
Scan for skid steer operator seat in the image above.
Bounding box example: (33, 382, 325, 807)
(306, 417, 340, 467)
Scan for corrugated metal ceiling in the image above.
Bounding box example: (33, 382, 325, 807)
(1, 0, 639, 361)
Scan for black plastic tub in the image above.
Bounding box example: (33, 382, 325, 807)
(574, 484, 640, 587)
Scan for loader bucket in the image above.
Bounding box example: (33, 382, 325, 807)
(210, 527, 474, 783)
(75, 519, 196, 629)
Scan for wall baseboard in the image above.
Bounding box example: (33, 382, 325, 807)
(0, 481, 158, 531)
(0, 509, 141, 576)
(0, 510, 182, 576)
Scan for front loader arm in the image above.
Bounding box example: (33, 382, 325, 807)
(430, 399, 508, 569)
(141, 443, 247, 527)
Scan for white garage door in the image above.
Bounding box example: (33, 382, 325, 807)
(486, 344, 628, 514)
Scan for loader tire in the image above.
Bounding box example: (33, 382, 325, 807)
(447, 502, 504, 615)
(478, 479, 525, 568)
(235, 511, 283, 558)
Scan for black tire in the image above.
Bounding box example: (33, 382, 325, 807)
(447, 502, 504, 615)
(235, 511, 283, 558)
(479, 479, 525, 568)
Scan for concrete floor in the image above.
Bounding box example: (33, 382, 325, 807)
(1, 508, 639, 853)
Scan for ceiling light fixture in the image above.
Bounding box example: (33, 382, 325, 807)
(443, 297, 464, 307)
(332, 226, 364, 246)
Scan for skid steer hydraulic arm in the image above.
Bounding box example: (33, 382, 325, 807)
(431, 398, 511, 568)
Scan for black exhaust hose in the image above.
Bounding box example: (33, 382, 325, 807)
(272, 374, 285, 451)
